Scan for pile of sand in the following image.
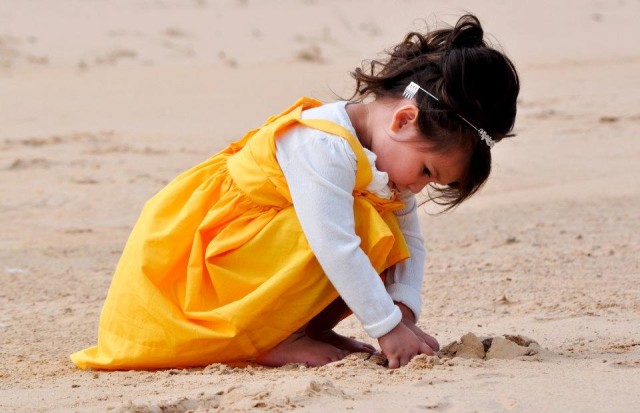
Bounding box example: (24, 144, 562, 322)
(439, 333, 543, 360)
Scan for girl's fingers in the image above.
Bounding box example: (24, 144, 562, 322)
(420, 334, 440, 352)
(409, 325, 440, 352)
(385, 334, 436, 369)
(402, 354, 416, 367)
(419, 341, 435, 356)
(360, 343, 376, 353)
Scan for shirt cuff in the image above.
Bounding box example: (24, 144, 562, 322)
(387, 283, 422, 323)
(362, 305, 403, 338)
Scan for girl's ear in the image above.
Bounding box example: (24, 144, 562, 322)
(389, 104, 419, 136)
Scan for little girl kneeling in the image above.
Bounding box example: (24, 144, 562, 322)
(71, 14, 519, 370)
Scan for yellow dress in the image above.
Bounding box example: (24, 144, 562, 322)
(71, 97, 410, 370)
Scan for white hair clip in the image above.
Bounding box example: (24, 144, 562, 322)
(402, 81, 495, 149)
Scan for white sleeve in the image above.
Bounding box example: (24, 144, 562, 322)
(385, 191, 426, 321)
(275, 128, 402, 339)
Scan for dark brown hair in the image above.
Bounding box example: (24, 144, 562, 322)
(350, 14, 519, 209)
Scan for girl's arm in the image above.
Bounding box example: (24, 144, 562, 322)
(385, 191, 426, 321)
(276, 129, 402, 339)
(386, 194, 440, 353)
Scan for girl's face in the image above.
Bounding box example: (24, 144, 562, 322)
(371, 103, 468, 194)
(377, 140, 468, 194)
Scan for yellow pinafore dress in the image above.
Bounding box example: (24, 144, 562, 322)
(71, 97, 410, 370)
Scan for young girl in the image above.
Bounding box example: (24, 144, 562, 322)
(71, 14, 519, 370)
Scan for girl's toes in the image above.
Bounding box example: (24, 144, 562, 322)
(362, 343, 376, 353)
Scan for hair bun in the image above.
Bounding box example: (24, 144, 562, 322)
(447, 14, 485, 49)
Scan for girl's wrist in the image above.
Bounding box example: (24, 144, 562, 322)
(395, 302, 416, 324)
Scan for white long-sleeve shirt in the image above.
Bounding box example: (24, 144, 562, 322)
(274, 101, 426, 338)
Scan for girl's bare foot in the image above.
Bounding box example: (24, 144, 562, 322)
(306, 329, 376, 354)
(255, 331, 349, 367)
(304, 296, 376, 355)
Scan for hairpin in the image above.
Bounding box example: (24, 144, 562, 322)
(402, 81, 495, 148)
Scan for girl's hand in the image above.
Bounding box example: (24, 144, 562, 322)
(402, 322, 440, 352)
(396, 302, 440, 352)
(377, 322, 434, 369)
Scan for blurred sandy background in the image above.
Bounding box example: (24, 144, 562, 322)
(1, 0, 639, 412)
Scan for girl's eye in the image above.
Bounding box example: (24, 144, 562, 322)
(423, 167, 431, 177)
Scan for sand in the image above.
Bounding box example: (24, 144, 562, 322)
(1, 0, 639, 412)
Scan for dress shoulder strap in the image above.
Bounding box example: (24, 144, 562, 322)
(297, 118, 373, 191)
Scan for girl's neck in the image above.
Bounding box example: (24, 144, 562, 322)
(346, 98, 400, 151)
(345, 101, 373, 150)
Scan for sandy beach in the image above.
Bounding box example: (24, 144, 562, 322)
(1, 0, 639, 411)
